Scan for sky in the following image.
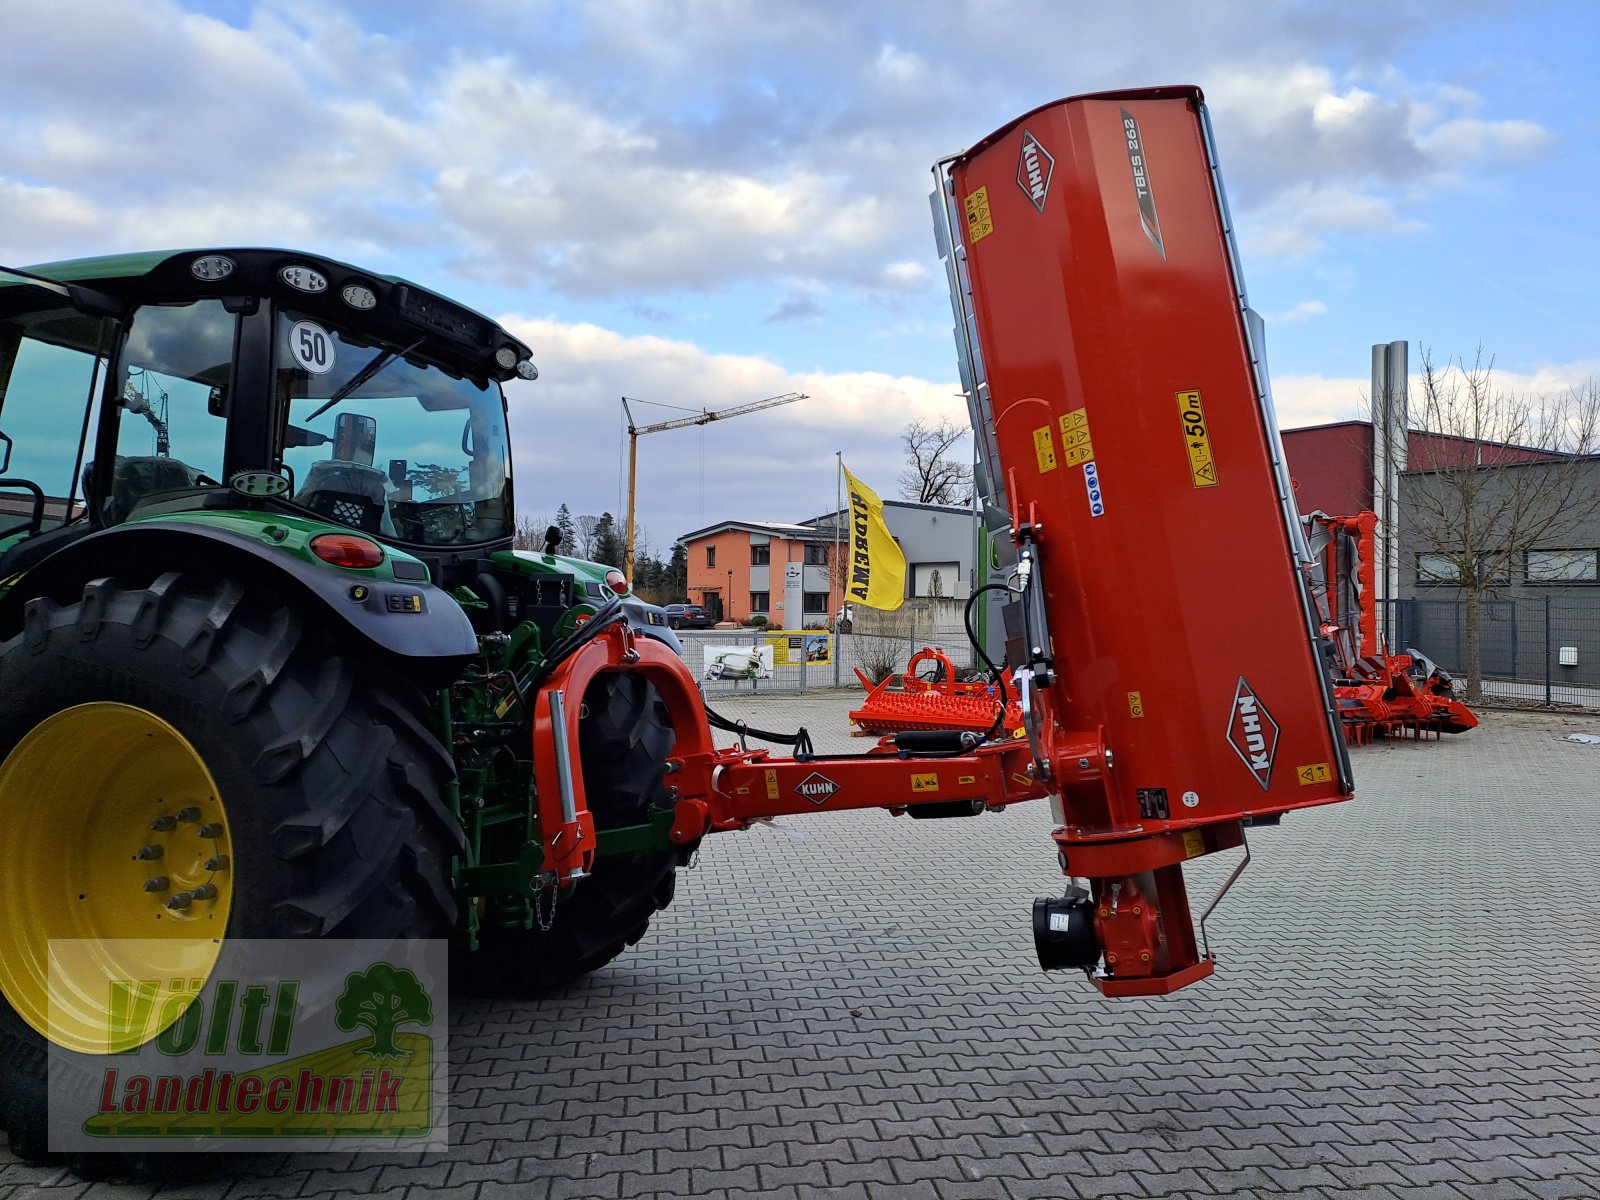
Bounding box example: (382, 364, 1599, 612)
(2, 0, 1596, 555)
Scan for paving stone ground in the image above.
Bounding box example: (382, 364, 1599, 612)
(4, 701, 1598, 1199)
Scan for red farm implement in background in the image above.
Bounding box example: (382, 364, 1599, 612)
(1304, 510, 1477, 742)
(849, 648, 1022, 737)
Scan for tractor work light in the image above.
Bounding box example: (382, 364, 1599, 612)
(494, 346, 518, 370)
(310, 533, 384, 570)
(280, 265, 328, 294)
(341, 283, 378, 310)
(228, 470, 290, 498)
(190, 255, 235, 281)
(605, 569, 629, 595)
(516, 360, 539, 380)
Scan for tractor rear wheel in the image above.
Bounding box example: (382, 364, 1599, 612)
(0, 573, 460, 1167)
(452, 671, 682, 996)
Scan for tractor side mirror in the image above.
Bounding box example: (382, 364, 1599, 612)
(0, 428, 11, 474)
(543, 524, 562, 554)
(333, 412, 377, 465)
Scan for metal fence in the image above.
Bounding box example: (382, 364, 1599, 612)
(675, 622, 978, 697)
(1379, 596, 1600, 710)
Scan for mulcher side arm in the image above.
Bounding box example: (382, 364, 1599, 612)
(541, 87, 1355, 996)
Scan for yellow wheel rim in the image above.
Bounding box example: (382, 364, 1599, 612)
(0, 703, 234, 1054)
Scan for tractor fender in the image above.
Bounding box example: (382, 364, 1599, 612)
(0, 522, 477, 678)
(618, 597, 684, 655)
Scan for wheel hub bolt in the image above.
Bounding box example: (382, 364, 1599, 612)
(203, 855, 230, 871)
(165, 892, 193, 910)
(174, 807, 201, 823)
(190, 884, 219, 901)
(197, 823, 224, 839)
(144, 876, 170, 893)
(150, 816, 177, 832)
(135, 845, 164, 860)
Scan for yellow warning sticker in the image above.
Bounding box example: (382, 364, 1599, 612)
(1059, 408, 1095, 466)
(1011, 772, 1032, 788)
(1176, 390, 1218, 487)
(958, 775, 977, 785)
(765, 768, 779, 800)
(963, 186, 995, 243)
(1032, 425, 1059, 473)
(1127, 690, 1145, 718)
(1297, 762, 1332, 786)
(911, 773, 940, 793)
(1182, 829, 1205, 858)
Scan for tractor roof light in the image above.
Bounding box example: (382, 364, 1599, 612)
(605, 569, 629, 595)
(341, 283, 378, 310)
(280, 265, 328, 294)
(229, 470, 290, 498)
(516, 360, 539, 380)
(494, 346, 518, 370)
(310, 532, 384, 570)
(190, 255, 235, 281)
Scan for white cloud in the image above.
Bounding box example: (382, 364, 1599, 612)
(1266, 300, 1328, 325)
(1274, 359, 1600, 432)
(0, 0, 1563, 308)
(496, 314, 962, 541)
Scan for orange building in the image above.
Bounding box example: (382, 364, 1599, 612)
(679, 520, 836, 626)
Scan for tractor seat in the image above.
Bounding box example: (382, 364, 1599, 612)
(294, 460, 397, 537)
(106, 455, 201, 524)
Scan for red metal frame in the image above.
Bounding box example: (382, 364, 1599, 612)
(531, 88, 1358, 997)
(1307, 511, 1478, 742)
(848, 648, 1022, 736)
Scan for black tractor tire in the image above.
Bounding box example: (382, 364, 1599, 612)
(0, 572, 461, 1171)
(451, 671, 682, 996)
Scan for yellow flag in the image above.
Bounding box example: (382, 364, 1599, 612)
(840, 463, 906, 611)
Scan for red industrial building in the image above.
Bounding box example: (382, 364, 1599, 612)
(1281, 420, 1561, 516)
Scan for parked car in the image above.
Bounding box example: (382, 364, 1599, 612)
(664, 603, 714, 630)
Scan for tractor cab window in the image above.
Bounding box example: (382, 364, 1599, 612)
(276, 312, 511, 546)
(0, 292, 110, 540)
(103, 300, 233, 524)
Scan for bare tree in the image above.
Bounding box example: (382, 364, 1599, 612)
(1399, 347, 1600, 699)
(573, 513, 602, 561)
(898, 417, 973, 505)
(513, 513, 551, 551)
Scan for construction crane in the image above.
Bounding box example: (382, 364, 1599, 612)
(621, 392, 806, 586)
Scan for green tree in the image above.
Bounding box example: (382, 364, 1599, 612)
(406, 463, 464, 499)
(668, 540, 688, 598)
(334, 962, 433, 1060)
(555, 502, 577, 553)
(593, 512, 626, 569)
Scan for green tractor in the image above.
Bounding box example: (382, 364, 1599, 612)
(0, 249, 688, 1159)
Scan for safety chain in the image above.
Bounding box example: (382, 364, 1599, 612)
(534, 876, 559, 931)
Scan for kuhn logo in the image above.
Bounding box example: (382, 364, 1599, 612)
(797, 772, 840, 806)
(1226, 678, 1279, 790)
(1015, 130, 1054, 212)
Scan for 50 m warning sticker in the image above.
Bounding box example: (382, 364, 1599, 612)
(1176, 390, 1218, 487)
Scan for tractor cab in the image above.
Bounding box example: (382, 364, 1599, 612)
(0, 250, 533, 582)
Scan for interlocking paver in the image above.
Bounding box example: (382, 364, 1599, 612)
(5, 705, 1600, 1198)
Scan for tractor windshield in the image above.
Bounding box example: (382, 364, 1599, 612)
(276, 311, 511, 547)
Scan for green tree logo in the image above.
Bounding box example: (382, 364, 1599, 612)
(334, 963, 433, 1060)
